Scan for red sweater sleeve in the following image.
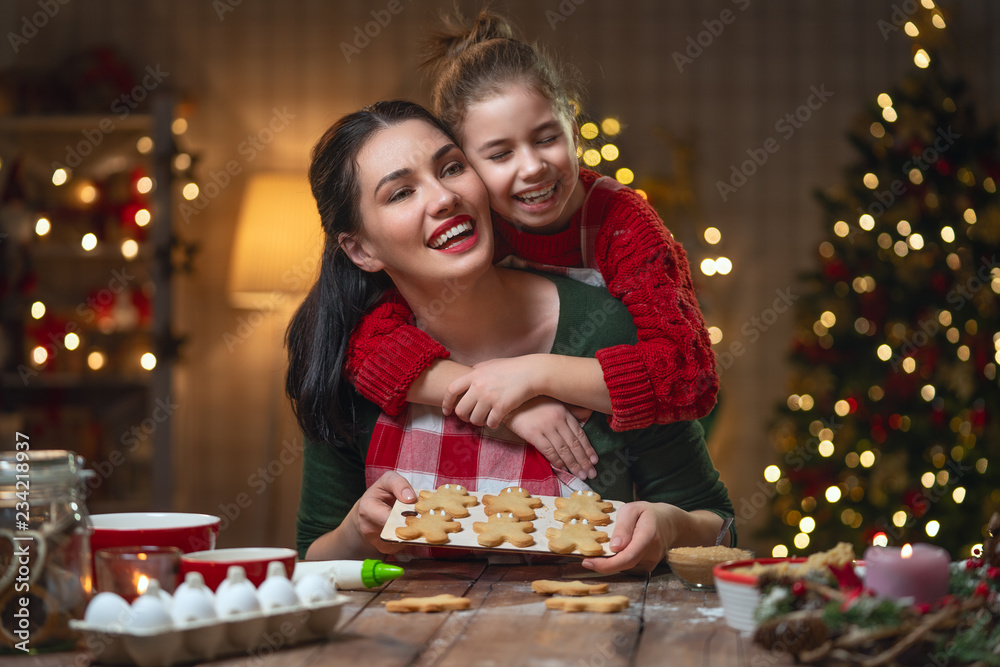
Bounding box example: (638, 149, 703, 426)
(592, 189, 719, 431)
(345, 289, 450, 415)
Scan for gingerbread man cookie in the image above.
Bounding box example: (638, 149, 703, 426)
(414, 484, 479, 518)
(395, 509, 462, 544)
(385, 594, 471, 613)
(482, 486, 544, 520)
(531, 580, 609, 596)
(473, 512, 536, 548)
(545, 519, 610, 556)
(553, 490, 613, 525)
(545, 595, 630, 613)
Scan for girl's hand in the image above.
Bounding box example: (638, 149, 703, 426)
(352, 471, 416, 554)
(580, 501, 678, 574)
(504, 397, 597, 480)
(443, 356, 548, 428)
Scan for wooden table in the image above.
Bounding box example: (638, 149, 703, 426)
(15, 559, 792, 666)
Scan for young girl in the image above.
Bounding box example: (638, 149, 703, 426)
(346, 10, 718, 480)
(288, 101, 734, 572)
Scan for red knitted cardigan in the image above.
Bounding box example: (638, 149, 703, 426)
(344, 169, 718, 431)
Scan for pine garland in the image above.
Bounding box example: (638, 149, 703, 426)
(752, 513, 1000, 666)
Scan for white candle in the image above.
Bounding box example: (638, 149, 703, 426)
(862, 542, 950, 604)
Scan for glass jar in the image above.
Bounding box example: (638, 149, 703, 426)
(1, 449, 92, 654)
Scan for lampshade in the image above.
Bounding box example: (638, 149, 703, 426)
(228, 172, 323, 309)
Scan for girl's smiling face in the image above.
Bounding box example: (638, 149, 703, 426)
(460, 85, 585, 234)
(346, 119, 493, 289)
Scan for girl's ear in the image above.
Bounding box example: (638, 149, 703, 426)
(338, 232, 385, 273)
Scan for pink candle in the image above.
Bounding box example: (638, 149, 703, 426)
(862, 543, 951, 604)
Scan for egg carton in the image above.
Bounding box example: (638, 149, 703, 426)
(69, 594, 349, 666)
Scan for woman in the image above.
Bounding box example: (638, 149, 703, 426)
(288, 101, 734, 574)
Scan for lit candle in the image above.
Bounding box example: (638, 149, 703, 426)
(862, 542, 951, 604)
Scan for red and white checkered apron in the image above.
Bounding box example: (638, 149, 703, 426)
(365, 405, 590, 496)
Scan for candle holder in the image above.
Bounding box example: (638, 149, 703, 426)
(95, 546, 182, 603)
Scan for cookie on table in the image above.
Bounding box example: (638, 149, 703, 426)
(414, 483, 479, 518)
(545, 595, 629, 613)
(482, 486, 543, 520)
(553, 490, 613, 525)
(473, 512, 536, 548)
(385, 594, 471, 613)
(395, 509, 462, 544)
(545, 519, 610, 557)
(531, 580, 609, 596)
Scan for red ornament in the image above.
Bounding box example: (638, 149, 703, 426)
(791, 580, 807, 597)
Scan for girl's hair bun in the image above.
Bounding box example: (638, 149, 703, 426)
(422, 8, 514, 73)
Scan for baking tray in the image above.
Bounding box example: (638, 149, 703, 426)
(380, 491, 624, 557)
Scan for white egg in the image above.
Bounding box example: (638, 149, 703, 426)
(294, 572, 335, 604)
(171, 572, 218, 625)
(131, 590, 173, 630)
(84, 592, 134, 628)
(215, 566, 261, 616)
(257, 561, 300, 610)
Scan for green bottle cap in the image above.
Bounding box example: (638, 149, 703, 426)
(361, 559, 404, 588)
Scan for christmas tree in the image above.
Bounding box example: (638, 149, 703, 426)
(763, 4, 1000, 560)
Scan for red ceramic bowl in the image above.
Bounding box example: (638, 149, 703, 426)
(90, 512, 221, 555)
(179, 547, 297, 591)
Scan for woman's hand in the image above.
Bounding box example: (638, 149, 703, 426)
(443, 356, 549, 428)
(350, 472, 416, 555)
(504, 397, 597, 480)
(580, 501, 677, 574)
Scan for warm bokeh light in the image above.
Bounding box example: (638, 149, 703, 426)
(81, 233, 98, 251)
(35, 217, 51, 236)
(52, 168, 68, 186)
(704, 227, 721, 244)
(580, 122, 599, 140)
(876, 93, 893, 108)
(615, 168, 634, 185)
(30, 301, 46, 319)
(87, 350, 105, 370)
(925, 520, 940, 537)
(79, 183, 98, 204)
(913, 49, 930, 68)
(140, 352, 157, 370)
(707, 326, 723, 345)
(863, 173, 879, 189)
(872, 532, 889, 547)
(174, 153, 192, 171)
(32, 346, 48, 365)
(600, 144, 619, 161)
(764, 465, 781, 483)
(600, 118, 621, 136)
(882, 106, 898, 122)
(135, 208, 151, 226)
(136, 136, 154, 154)
(121, 239, 139, 259)
(172, 118, 188, 135)
(64, 333, 80, 351)
(825, 486, 842, 503)
(714, 257, 732, 275)
(700, 258, 717, 276)
(772, 545, 788, 558)
(582, 149, 601, 166)
(136, 176, 153, 194)
(182, 182, 200, 200)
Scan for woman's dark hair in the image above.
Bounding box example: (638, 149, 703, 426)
(285, 100, 455, 445)
(422, 8, 581, 136)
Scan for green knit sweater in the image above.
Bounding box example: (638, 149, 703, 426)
(296, 272, 734, 558)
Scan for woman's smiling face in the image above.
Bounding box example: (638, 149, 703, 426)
(460, 85, 585, 234)
(348, 119, 494, 289)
